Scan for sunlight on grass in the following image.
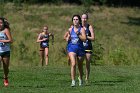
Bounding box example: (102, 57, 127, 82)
(0, 3, 139, 66)
(0, 66, 140, 93)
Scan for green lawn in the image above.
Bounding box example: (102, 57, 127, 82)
(0, 3, 139, 93)
(0, 65, 140, 93)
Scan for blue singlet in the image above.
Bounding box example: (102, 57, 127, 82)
(67, 26, 85, 57)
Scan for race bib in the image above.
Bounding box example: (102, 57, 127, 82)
(83, 40, 88, 47)
(71, 38, 79, 44)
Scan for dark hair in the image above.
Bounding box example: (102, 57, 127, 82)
(0, 17, 5, 31)
(0, 17, 10, 30)
(72, 14, 82, 25)
(4, 18, 10, 29)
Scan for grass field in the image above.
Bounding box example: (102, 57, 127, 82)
(0, 3, 140, 93)
(0, 4, 139, 66)
(0, 65, 140, 93)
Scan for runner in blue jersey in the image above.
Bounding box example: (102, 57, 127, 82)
(37, 25, 54, 66)
(66, 15, 86, 87)
(0, 17, 13, 87)
(82, 13, 95, 84)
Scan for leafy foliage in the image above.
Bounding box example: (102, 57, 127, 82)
(109, 48, 130, 65)
(4, 0, 140, 7)
(1, 3, 139, 66)
(91, 40, 104, 65)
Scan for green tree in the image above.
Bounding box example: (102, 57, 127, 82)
(81, 0, 94, 13)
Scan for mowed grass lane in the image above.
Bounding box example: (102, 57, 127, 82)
(0, 65, 140, 93)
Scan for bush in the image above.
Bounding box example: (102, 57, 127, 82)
(3, 0, 140, 7)
(109, 48, 130, 65)
(91, 39, 104, 65)
(81, 0, 94, 13)
(13, 0, 22, 6)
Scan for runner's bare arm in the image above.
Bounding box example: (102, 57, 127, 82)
(87, 25, 94, 41)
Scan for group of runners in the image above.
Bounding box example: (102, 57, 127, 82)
(63, 14, 94, 86)
(0, 13, 94, 87)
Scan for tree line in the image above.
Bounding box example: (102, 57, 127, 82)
(2, 0, 140, 7)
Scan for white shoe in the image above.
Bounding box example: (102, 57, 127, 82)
(78, 77, 83, 86)
(71, 80, 76, 87)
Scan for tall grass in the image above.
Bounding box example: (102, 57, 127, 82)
(2, 3, 140, 66)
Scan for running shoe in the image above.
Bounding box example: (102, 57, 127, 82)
(4, 79, 9, 87)
(71, 80, 76, 87)
(78, 77, 83, 86)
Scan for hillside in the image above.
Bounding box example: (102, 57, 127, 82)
(0, 3, 140, 66)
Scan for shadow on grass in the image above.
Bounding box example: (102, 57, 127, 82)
(7, 79, 70, 88)
(8, 85, 47, 88)
(121, 16, 140, 26)
(0, 69, 16, 80)
(92, 80, 124, 86)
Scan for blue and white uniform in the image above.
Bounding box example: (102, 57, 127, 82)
(0, 30, 10, 56)
(67, 26, 85, 56)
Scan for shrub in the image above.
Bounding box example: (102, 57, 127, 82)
(81, 0, 94, 13)
(91, 39, 104, 65)
(109, 48, 130, 65)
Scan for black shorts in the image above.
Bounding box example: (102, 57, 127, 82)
(0, 51, 10, 57)
(85, 50, 92, 54)
(84, 44, 93, 54)
(40, 42, 49, 48)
